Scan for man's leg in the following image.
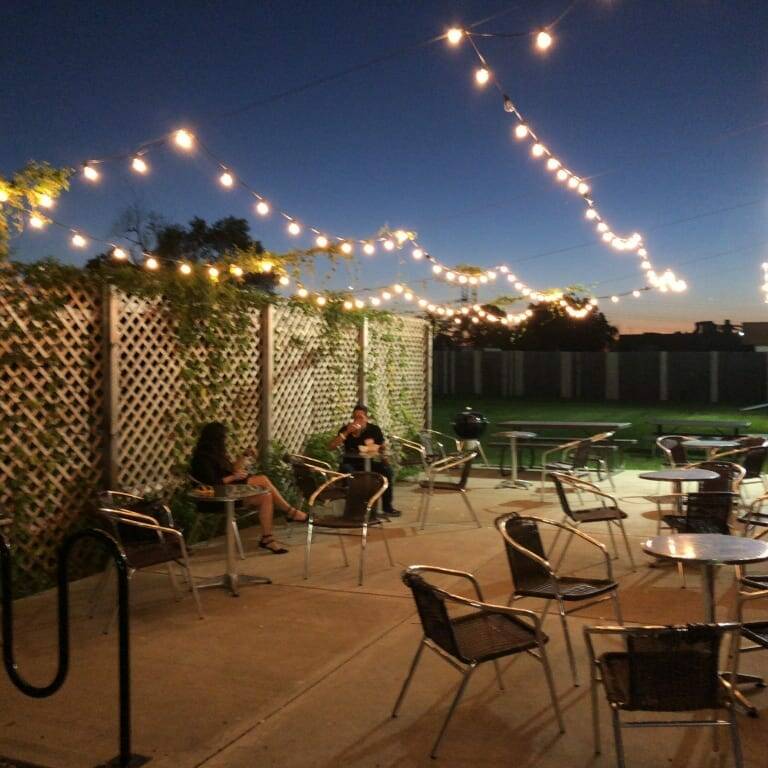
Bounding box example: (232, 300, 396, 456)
(374, 462, 400, 516)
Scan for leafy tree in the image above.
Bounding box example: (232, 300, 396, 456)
(153, 216, 257, 264)
(0, 162, 72, 260)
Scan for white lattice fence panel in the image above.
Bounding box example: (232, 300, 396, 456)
(367, 315, 428, 435)
(0, 278, 104, 579)
(115, 293, 262, 490)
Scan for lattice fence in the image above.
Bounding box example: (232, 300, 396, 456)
(0, 278, 105, 582)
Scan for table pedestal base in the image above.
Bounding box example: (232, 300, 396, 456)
(495, 478, 532, 490)
(198, 572, 272, 597)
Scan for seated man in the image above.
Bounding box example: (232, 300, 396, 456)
(328, 404, 401, 518)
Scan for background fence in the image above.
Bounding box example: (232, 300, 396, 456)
(434, 349, 768, 405)
(0, 279, 430, 582)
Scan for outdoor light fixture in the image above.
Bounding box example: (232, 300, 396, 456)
(531, 143, 545, 157)
(173, 129, 194, 150)
(514, 124, 529, 139)
(383, 239, 395, 251)
(340, 242, 353, 254)
(38, 193, 54, 208)
(279, 275, 290, 286)
(145, 257, 159, 270)
(535, 30, 553, 51)
(255, 201, 270, 216)
(82, 164, 100, 181)
(363, 242, 375, 255)
(207, 266, 219, 279)
(475, 67, 490, 86)
(411, 248, 423, 259)
(219, 171, 234, 187)
(131, 156, 148, 174)
(29, 214, 45, 229)
(315, 235, 328, 248)
(446, 27, 463, 45)
(297, 287, 309, 298)
(71, 233, 87, 248)
(287, 221, 301, 236)
(112, 247, 127, 260)
(179, 262, 192, 275)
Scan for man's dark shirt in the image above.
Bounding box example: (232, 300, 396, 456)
(339, 423, 385, 468)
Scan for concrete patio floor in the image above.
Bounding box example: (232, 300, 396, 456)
(2, 469, 766, 767)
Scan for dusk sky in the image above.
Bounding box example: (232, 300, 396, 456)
(1, 0, 766, 332)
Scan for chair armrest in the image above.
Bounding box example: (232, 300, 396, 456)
(543, 439, 581, 464)
(99, 508, 186, 541)
(308, 474, 351, 507)
(424, 429, 461, 453)
(429, 452, 476, 473)
(405, 565, 486, 601)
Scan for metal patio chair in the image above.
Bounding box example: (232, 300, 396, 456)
(737, 492, 768, 539)
(541, 431, 616, 496)
(585, 623, 743, 768)
(496, 513, 622, 686)
(662, 491, 737, 536)
(656, 434, 694, 468)
(686, 460, 746, 495)
(392, 565, 564, 759)
(283, 452, 346, 508)
(304, 471, 392, 586)
(417, 451, 479, 530)
(549, 472, 636, 570)
(710, 440, 768, 502)
(91, 502, 203, 631)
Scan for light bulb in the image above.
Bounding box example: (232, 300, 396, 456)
(514, 124, 529, 139)
(499, 265, 508, 273)
(394, 229, 408, 243)
(287, 221, 301, 236)
(279, 275, 290, 286)
(556, 169, 568, 182)
(0, 189, 8, 203)
(454, 317, 462, 324)
(354, 299, 365, 309)
(71, 233, 87, 248)
(219, 171, 234, 188)
(404, 291, 413, 301)
(514, 282, 523, 290)
(597, 222, 609, 233)
(475, 67, 490, 86)
(535, 30, 553, 51)
(446, 27, 463, 45)
(371, 297, 381, 306)
(383, 239, 395, 251)
(230, 265, 243, 277)
(567, 176, 579, 189)
(255, 201, 270, 216)
(479, 275, 488, 283)
(382, 291, 392, 300)
(173, 129, 194, 150)
(145, 257, 159, 270)
(525, 309, 533, 317)
(446, 272, 455, 281)
(297, 287, 309, 298)
(364, 242, 375, 255)
(316, 296, 327, 306)
(315, 235, 328, 248)
(611, 295, 619, 303)
(585, 209, 598, 220)
(531, 143, 545, 157)
(208, 266, 219, 279)
(259, 260, 273, 273)
(461, 307, 470, 315)
(602, 232, 613, 242)
(632, 290, 641, 298)
(487, 271, 496, 280)
(640, 260, 651, 270)
(112, 247, 127, 260)
(638, 248, 647, 257)
(83, 164, 100, 181)
(469, 276, 478, 285)
(418, 299, 428, 308)
(393, 284, 403, 293)
(458, 275, 468, 284)
(412, 248, 423, 259)
(546, 157, 560, 171)
(427, 303, 436, 312)
(29, 214, 45, 229)
(343, 300, 353, 310)
(131, 156, 148, 174)
(340, 242, 353, 254)
(577, 182, 590, 195)
(179, 263, 192, 275)
(436, 307, 445, 315)
(38, 193, 54, 208)
(612, 238, 625, 250)
(471, 317, 479, 324)
(432, 265, 442, 274)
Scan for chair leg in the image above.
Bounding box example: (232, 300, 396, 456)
(232, 519, 245, 560)
(729, 707, 744, 768)
(552, 527, 576, 572)
(166, 562, 182, 600)
(430, 665, 476, 759)
(420, 487, 433, 531)
(610, 590, 623, 625)
(611, 708, 626, 768)
(492, 659, 504, 692)
(184, 558, 204, 620)
(304, 523, 314, 580)
(677, 560, 687, 589)
(338, 532, 349, 567)
(557, 599, 579, 686)
(88, 563, 113, 619)
(460, 490, 481, 529)
(591, 665, 601, 754)
(358, 525, 368, 586)
(392, 640, 426, 717)
(616, 519, 636, 571)
(606, 520, 619, 560)
(539, 643, 565, 733)
(381, 526, 395, 567)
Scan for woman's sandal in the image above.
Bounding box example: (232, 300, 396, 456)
(258, 535, 288, 555)
(285, 507, 308, 523)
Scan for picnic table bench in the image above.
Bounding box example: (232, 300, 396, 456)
(647, 418, 751, 438)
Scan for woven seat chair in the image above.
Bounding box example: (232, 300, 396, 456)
(496, 513, 622, 686)
(656, 434, 695, 468)
(388, 434, 431, 480)
(549, 472, 635, 570)
(392, 565, 564, 759)
(585, 623, 744, 768)
(737, 492, 768, 539)
(685, 460, 746, 495)
(304, 471, 392, 586)
(541, 431, 616, 497)
(92, 498, 203, 631)
(416, 451, 479, 530)
(662, 491, 737, 535)
(710, 440, 768, 502)
(283, 453, 346, 507)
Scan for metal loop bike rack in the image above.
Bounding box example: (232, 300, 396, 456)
(1, 528, 149, 767)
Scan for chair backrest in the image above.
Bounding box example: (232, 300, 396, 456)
(341, 472, 387, 522)
(737, 436, 766, 449)
(94, 507, 180, 569)
(620, 624, 727, 711)
(695, 460, 745, 492)
(402, 570, 461, 658)
(499, 516, 552, 593)
(568, 439, 593, 470)
(549, 473, 574, 520)
(742, 446, 768, 479)
(683, 492, 735, 534)
(657, 435, 690, 467)
(418, 431, 448, 461)
(98, 492, 173, 543)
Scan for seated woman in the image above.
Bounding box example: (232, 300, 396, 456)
(190, 421, 306, 555)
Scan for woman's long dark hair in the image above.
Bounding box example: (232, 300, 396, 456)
(193, 421, 231, 469)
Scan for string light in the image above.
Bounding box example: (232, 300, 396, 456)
(531, 143, 546, 158)
(38, 193, 54, 208)
(112, 247, 128, 260)
(412, 248, 424, 259)
(173, 129, 194, 150)
(82, 164, 99, 182)
(535, 30, 553, 51)
(70, 233, 87, 248)
(296, 287, 309, 298)
(179, 262, 192, 275)
(514, 124, 529, 139)
(278, 275, 290, 286)
(316, 295, 327, 306)
(219, 171, 235, 188)
(315, 235, 329, 248)
(383, 239, 395, 251)
(207, 266, 219, 280)
(475, 67, 490, 86)
(446, 27, 464, 45)
(131, 156, 149, 174)
(287, 221, 301, 236)
(255, 201, 270, 216)
(364, 242, 376, 255)
(230, 265, 244, 277)
(145, 257, 159, 270)
(29, 214, 45, 229)
(0, 189, 8, 203)
(340, 241, 353, 254)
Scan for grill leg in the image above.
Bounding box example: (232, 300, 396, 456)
(430, 665, 475, 759)
(557, 598, 579, 686)
(303, 522, 313, 580)
(392, 640, 426, 718)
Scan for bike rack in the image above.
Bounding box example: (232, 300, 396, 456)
(1, 528, 149, 767)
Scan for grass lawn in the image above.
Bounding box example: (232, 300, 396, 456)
(431, 396, 768, 470)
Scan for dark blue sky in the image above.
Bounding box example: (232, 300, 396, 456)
(2, 0, 766, 330)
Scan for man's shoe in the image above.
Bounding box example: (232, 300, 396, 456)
(383, 508, 402, 518)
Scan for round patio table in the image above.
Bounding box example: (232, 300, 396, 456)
(190, 485, 271, 596)
(639, 467, 718, 512)
(682, 438, 740, 458)
(492, 431, 536, 489)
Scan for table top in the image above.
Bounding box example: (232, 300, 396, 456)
(643, 533, 768, 565)
(189, 485, 267, 503)
(647, 418, 751, 428)
(492, 431, 537, 439)
(682, 439, 739, 450)
(639, 468, 719, 482)
(497, 420, 631, 430)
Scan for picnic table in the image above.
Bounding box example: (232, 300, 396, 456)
(497, 420, 632, 432)
(648, 418, 750, 438)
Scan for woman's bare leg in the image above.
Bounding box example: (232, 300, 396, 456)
(247, 474, 306, 520)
